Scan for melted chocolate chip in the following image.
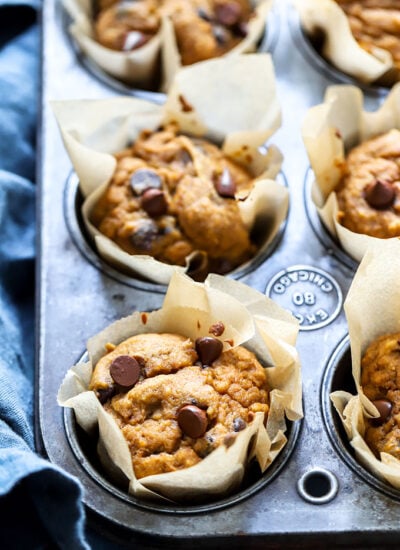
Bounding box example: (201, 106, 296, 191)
(130, 169, 162, 196)
(371, 399, 393, 426)
(215, 2, 242, 26)
(97, 386, 116, 404)
(129, 220, 158, 251)
(122, 31, 150, 52)
(177, 405, 208, 438)
(195, 336, 223, 366)
(364, 180, 395, 210)
(213, 168, 236, 198)
(233, 418, 246, 432)
(141, 188, 168, 217)
(110, 355, 140, 390)
(223, 433, 237, 448)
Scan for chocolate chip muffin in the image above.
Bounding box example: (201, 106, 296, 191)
(90, 123, 257, 278)
(335, 1, 400, 73)
(89, 331, 270, 479)
(361, 332, 400, 459)
(94, 0, 253, 64)
(336, 129, 400, 238)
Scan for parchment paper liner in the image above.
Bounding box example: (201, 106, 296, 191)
(330, 240, 400, 488)
(53, 54, 287, 285)
(58, 271, 303, 503)
(301, 83, 400, 264)
(63, 0, 272, 91)
(292, 0, 396, 85)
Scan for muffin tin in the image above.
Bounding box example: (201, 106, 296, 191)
(37, 0, 400, 547)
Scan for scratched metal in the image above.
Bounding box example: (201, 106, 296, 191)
(36, 0, 400, 547)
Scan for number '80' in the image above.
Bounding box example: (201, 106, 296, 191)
(292, 292, 315, 306)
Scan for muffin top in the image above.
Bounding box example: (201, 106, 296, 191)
(90, 123, 257, 278)
(336, 129, 400, 238)
(90, 332, 270, 479)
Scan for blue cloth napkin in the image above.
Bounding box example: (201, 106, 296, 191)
(0, 7, 90, 549)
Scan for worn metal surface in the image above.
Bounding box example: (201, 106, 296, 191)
(37, 0, 400, 547)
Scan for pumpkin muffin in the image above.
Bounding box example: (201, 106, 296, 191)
(89, 332, 270, 479)
(361, 332, 400, 459)
(336, 129, 400, 238)
(90, 123, 257, 277)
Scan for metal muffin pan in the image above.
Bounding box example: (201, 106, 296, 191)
(37, 0, 400, 547)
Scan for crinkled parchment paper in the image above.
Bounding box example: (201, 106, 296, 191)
(302, 83, 400, 263)
(58, 271, 302, 502)
(52, 54, 287, 284)
(331, 240, 400, 488)
(64, 0, 272, 90)
(292, 0, 395, 84)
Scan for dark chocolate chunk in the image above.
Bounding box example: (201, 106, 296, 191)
(122, 31, 149, 52)
(177, 405, 208, 438)
(364, 179, 395, 210)
(195, 336, 223, 366)
(129, 220, 158, 251)
(233, 418, 246, 432)
(110, 355, 140, 390)
(130, 168, 162, 196)
(141, 188, 168, 217)
(371, 399, 393, 426)
(97, 386, 116, 404)
(213, 168, 236, 198)
(215, 2, 242, 26)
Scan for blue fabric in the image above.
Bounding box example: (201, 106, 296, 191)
(0, 8, 90, 549)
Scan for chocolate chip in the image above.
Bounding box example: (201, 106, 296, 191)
(213, 168, 236, 198)
(130, 169, 162, 196)
(141, 188, 168, 217)
(129, 220, 158, 251)
(212, 24, 231, 45)
(371, 399, 393, 426)
(178, 94, 194, 113)
(177, 405, 208, 438)
(195, 336, 223, 366)
(233, 418, 246, 432)
(215, 2, 242, 26)
(97, 386, 116, 404)
(110, 355, 140, 390)
(122, 31, 150, 52)
(364, 180, 395, 210)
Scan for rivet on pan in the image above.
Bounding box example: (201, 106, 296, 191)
(297, 467, 339, 504)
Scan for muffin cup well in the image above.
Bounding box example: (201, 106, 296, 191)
(292, 0, 396, 86)
(53, 54, 288, 285)
(58, 271, 303, 503)
(64, 0, 273, 91)
(330, 239, 400, 489)
(302, 83, 400, 264)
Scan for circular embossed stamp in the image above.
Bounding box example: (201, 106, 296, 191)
(265, 266, 343, 331)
